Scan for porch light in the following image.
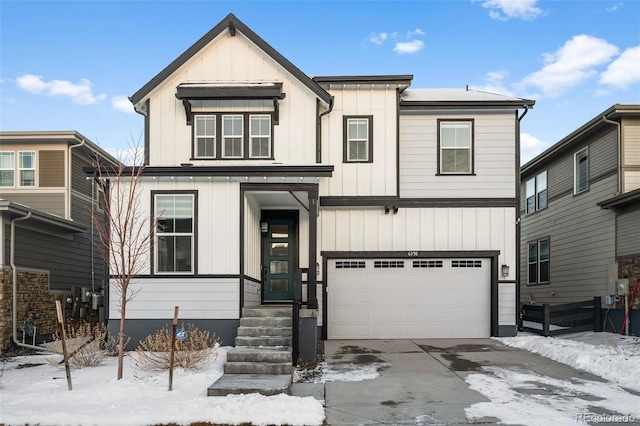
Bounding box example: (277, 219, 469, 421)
(501, 264, 509, 278)
(260, 222, 269, 233)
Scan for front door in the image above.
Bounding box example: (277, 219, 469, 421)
(262, 216, 297, 301)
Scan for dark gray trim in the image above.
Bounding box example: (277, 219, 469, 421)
(242, 274, 261, 284)
(87, 164, 334, 178)
(0, 201, 86, 233)
(320, 196, 399, 207)
(130, 13, 331, 105)
(144, 100, 150, 166)
(176, 83, 284, 101)
(150, 190, 198, 276)
(498, 325, 517, 337)
(343, 115, 374, 163)
(319, 196, 518, 208)
(400, 101, 534, 110)
(526, 236, 550, 286)
(307, 188, 319, 309)
(598, 187, 640, 209)
(437, 118, 475, 175)
(260, 210, 300, 302)
(313, 75, 413, 86)
(396, 88, 401, 197)
(239, 187, 245, 309)
(321, 250, 501, 338)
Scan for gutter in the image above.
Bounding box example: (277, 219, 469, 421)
(602, 115, 622, 195)
(317, 96, 334, 163)
(10, 212, 55, 352)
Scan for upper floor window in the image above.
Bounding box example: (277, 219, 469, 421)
(155, 193, 195, 274)
(192, 113, 272, 160)
(574, 148, 589, 194)
(528, 237, 550, 285)
(439, 120, 473, 174)
(526, 171, 547, 214)
(19, 151, 36, 186)
(0, 151, 15, 187)
(344, 116, 373, 163)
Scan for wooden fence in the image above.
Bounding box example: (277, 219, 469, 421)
(520, 296, 602, 337)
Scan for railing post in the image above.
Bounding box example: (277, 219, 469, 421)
(593, 296, 603, 332)
(292, 269, 301, 366)
(543, 304, 550, 337)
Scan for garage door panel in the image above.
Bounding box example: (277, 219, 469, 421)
(328, 258, 491, 339)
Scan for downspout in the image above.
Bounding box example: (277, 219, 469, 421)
(515, 106, 530, 334)
(602, 115, 622, 194)
(68, 138, 87, 221)
(11, 212, 54, 351)
(316, 97, 334, 163)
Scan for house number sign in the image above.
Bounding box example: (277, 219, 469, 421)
(408, 251, 419, 257)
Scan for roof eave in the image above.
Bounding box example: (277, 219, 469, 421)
(0, 200, 87, 233)
(399, 100, 535, 110)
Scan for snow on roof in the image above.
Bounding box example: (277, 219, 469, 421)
(401, 88, 528, 103)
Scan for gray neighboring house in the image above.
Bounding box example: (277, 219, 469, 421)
(0, 131, 119, 348)
(520, 104, 640, 335)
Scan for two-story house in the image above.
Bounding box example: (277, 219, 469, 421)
(108, 13, 534, 349)
(520, 104, 640, 336)
(0, 130, 119, 349)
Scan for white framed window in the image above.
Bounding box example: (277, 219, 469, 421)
(574, 148, 589, 194)
(439, 120, 473, 174)
(0, 151, 15, 187)
(344, 116, 372, 162)
(155, 193, 195, 274)
(194, 115, 215, 158)
(222, 115, 243, 158)
(528, 238, 550, 285)
(18, 151, 35, 187)
(249, 114, 271, 158)
(526, 170, 547, 214)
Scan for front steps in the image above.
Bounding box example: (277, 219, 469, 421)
(208, 306, 293, 396)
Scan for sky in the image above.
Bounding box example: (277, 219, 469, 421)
(1, 332, 638, 425)
(1, 0, 639, 164)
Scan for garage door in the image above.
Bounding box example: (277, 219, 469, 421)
(327, 258, 491, 339)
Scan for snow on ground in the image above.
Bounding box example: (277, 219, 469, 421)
(465, 332, 640, 426)
(0, 347, 324, 426)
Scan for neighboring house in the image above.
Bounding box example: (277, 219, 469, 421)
(0, 131, 119, 349)
(520, 105, 640, 335)
(109, 13, 533, 348)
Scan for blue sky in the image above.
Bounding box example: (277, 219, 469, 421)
(1, 0, 639, 164)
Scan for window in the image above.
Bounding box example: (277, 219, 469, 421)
(223, 115, 243, 158)
(574, 148, 589, 194)
(344, 116, 373, 163)
(439, 120, 473, 174)
(194, 115, 215, 158)
(18, 151, 35, 187)
(250, 115, 271, 158)
(526, 171, 547, 214)
(155, 193, 195, 274)
(528, 238, 550, 284)
(0, 151, 14, 187)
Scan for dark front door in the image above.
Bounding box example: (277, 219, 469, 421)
(262, 216, 297, 301)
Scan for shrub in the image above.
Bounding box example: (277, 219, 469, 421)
(45, 322, 123, 369)
(134, 323, 220, 371)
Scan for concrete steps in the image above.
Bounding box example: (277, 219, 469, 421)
(208, 306, 294, 397)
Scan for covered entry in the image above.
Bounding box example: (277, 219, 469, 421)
(326, 255, 495, 339)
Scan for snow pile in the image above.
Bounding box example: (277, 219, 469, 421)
(497, 332, 640, 392)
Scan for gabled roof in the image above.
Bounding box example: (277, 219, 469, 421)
(522, 104, 640, 176)
(129, 13, 331, 107)
(400, 88, 535, 109)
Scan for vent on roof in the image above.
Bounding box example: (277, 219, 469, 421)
(413, 260, 443, 268)
(374, 260, 404, 268)
(451, 260, 482, 268)
(335, 261, 366, 269)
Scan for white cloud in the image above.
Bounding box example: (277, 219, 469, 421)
(599, 45, 640, 89)
(606, 2, 623, 12)
(521, 133, 550, 164)
(407, 28, 425, 37)
(393, 40, 424, 54)
(112, 95, 135, 114)
(16, 74, 107, 105)
(517, 35, 619, 97)
(369, 32, 388, 45)
(471, 70, 516, 96)
(480, 0, 543, 20)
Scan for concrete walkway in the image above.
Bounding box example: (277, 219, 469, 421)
(323, 339, 610, 425)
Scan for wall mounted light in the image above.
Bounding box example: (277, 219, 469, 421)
(393, 206, 399, 214)
(260, 222, 268, 233)
(501, 264, 509, 278)
(384, 206, 390, 214)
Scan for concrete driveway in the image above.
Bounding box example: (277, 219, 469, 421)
(323, 339, 611, 425)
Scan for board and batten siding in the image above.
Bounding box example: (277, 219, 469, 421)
(399, 111, 517, 198)
(147, 31, 320, 167)
(520, 175, 617, 305)
(110, 277, 239, 320)
(617, 204, 640, 258)
(319, 206, 516, 281)
(320, 87, 398, 197)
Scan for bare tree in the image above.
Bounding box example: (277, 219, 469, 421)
(92, 141, 155, 380)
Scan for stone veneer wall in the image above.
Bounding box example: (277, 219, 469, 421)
(0, 268, 99, 352)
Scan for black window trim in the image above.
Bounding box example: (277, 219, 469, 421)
(574, 147, 589, 195)
(436, 118, 475, 176)
(343, 115, 374, 163)
(527, 236, 550, 286)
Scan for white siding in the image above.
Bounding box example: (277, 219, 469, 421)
(399, 110, 517, 198)
(498, 283, 516, 325)
(111, 277, 239, 319)
(320, 87, 398, 196)
(244, 196, 261, 280)
(319, 206, 516, 280)
(244, 279, 261, 307)
(147, 31, 319, 167)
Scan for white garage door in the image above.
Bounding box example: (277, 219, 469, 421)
(327, 258, 491, 339)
